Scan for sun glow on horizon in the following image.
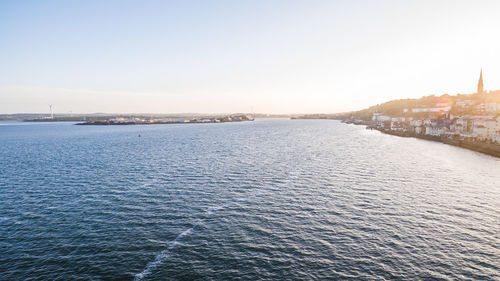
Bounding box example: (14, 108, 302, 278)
(1, 0, 500, 114)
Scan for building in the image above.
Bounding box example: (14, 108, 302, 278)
(411, 104, 451, 113)
(467, 117, 496, 141)
(372, 112, 391, 122)
(455, 100, 475, 107)
(425, 125, 447, 137)
(493, 134, 500, 144)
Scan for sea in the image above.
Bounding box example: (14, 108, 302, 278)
(0, 119, 499, 280)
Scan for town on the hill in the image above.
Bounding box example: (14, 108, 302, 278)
(348, 70, 500, 156)
(298, 70, 500, 157)
(351, 70, 499, 142)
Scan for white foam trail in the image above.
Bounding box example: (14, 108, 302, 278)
(134, 227, 193, 281)
(134, 188, 265, 280)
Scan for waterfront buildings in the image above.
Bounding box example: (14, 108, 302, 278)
(369, 70, 500, 144)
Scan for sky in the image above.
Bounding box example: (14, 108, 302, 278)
(1, 0, 500, 114)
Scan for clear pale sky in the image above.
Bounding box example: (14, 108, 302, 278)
(1, 0, 500, 114)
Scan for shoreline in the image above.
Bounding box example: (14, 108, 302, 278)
(292, 118, 500, 158)
(366, 125, 500, 158)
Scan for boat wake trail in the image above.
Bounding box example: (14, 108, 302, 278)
(134, 228, 193, 281)
(134, 203, 228, 280)
(134, 188, 263, 280)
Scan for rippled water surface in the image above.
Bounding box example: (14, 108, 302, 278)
(1, 119, 499, 280)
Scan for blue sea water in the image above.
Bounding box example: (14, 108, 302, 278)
(0, 119, 499, 280)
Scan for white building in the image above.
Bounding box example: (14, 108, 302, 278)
(411, 104, 451, 113)
(493, 134, 500, 144)
(372, 113, 391, 122)
(391, 117, 406, 122)
(425, 126, 446, 137)
(452, 117, 470, 134)
(410, 119, 422, 126)
(455, 100, 475, 107)
(472, 118, 497, 141)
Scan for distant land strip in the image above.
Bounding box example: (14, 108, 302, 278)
(76, 114, 252, 125)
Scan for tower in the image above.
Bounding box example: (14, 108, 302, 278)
(49, 104, 54, 119)
(477, 69, 484, 95)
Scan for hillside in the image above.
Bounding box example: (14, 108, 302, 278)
(342, 90, 500, 120)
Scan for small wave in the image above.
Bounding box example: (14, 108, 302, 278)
(134, 227, 193, 281)
(138, 179, 158, 189)
(206, 204, 228, 214)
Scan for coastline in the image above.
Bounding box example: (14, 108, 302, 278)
(366, 125, 500, 158)
(292, 118, 500, 158)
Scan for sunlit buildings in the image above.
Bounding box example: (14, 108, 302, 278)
(369, 70, 500, 144)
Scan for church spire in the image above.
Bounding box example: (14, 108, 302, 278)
(477, 68, 484, 94)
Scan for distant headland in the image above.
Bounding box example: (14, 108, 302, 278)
(76, 114, 253, 125)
